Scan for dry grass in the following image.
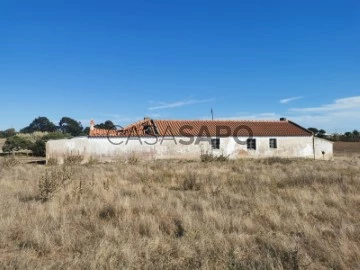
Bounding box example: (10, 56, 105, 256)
(0, 138, 5, 153)
(0, 156, 359, 269)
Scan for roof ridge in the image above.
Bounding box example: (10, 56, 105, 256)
(154, 119, 284, 122)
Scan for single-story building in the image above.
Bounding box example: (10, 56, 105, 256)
(46, 117, 333, 163)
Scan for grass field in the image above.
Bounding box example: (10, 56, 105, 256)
(0, 154, 359, 269)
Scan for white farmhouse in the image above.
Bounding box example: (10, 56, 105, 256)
(46, 117, 333, 163)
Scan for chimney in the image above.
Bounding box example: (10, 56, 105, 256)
(90, 120, 95, 134)
(280, 117, 287, 121)
(144, 116, 151, 121)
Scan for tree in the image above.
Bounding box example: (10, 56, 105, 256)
(83, 127, 90, 135)
(318, 129, 326, 138)
(0, 128, 16, 138)
(308, 127, 326, 138)
(95, 120, 115, 130)
(59, 117, 83, 137)
(2, 136, 33, 153)
(21, 117, 57, 133)
(308, 127, 318, 135)
(353, 130, 359, 139)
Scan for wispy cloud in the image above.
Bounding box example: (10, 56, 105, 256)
(200, 112, 279, 120)
(290, 96, 360, 112)
(286, 96, 360, 132)
(79, 114, 142, 127)
(148, 98, 215, 110)
(199, 96, 360, 132)
(279, 96, 303, 104)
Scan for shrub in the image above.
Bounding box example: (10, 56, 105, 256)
(29, 132, 71, 157)
(200, 152, 229, 162)
(39, 170, 60, 201)
(43, 132, 71, 141)
(86, 157, 99, 166)
(126, 153, 139, 165)
(64, 155, 84, 165)
(30, 140, 46, 157)
(99, 205, 116, 220)
(159, 217, 186, 238)
(2, 136, 33, 153)
(1, 156, 19, 168)
(47, 158, 58, 166)
(38, 166, 74, 201)
(200, 152, 215, 162)
(216, 153, 229, 162)
(181, 172, 201, 191)
(0, 128, 16, 138)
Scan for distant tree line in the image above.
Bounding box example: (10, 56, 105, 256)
(1, 116, 114, 157)
(308, 127, 360, 142)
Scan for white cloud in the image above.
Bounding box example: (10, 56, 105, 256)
(287, 96, 360, 132)
(280, 96, 303, 104)
(148, 98, 215, 110)
(290, 96, 360, 112)
(200, 96, 360, 132)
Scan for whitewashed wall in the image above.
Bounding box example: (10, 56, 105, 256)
(46, 135, 333, 163)
(314, 137, 334, 160)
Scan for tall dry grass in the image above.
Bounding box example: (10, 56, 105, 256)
(0, 156, 359, 269)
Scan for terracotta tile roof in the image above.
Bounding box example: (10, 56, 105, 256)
(89, 119, 312, 137)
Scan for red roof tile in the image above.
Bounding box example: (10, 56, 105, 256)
(89, 119, 312, 137)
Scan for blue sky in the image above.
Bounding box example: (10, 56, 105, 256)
(1, 0, 359, 133)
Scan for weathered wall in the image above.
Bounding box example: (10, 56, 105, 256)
(46, 135, 333, 163)
(314, 137, 334, 160)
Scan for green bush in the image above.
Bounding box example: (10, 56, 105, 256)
(2, 136, 33, 153)
(31, 132, 71, 157)
(30, 140, 46, 157)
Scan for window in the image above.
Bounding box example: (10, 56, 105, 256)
(247, 138, 256, 150)
(269, 138, 277, 149)
(211, 138, 220, 149)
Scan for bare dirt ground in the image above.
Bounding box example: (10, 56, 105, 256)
(334, 141, 360, 156)
(0, 154, 359, 269)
